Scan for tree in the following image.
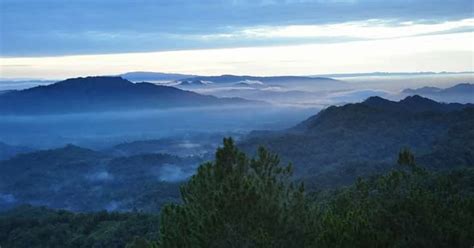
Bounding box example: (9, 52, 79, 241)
(397, 147, 416, 167)
(158, 138, 310, 248)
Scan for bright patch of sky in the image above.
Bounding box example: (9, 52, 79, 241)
(2, 32, 472, 79)
(0, 0, 473, 78)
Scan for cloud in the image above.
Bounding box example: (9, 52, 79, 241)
(86, 171, 114, 182)
(1, 0, 473, 56)
(1, 32, 472, 79)
(158, 164, 193, 182)
(193, 18, 474, 40)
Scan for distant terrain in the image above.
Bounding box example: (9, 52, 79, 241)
(1, 95, 472, 213)
(241, 95, 474, 188)
(174, 74, 346, 91)
(0, 76, 259, 115)
(0, 144, 202, 212)
(0, 142, 32, 160)
(1, 138, 473, 247)
(316, 71, 474, 78)
(119, 71, 196, 82)
(402, 83, 474, 103)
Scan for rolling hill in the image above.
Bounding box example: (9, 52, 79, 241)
(0, 144, 201, 212)
(175, 75, 346, 90)
(0, 76, 259, 115)
(241, 95, 474, 188)
(402, 83, 474, 103)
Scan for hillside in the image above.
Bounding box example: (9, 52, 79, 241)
(0, 76, 258, 114)
(241, 95, 474, 187)
(0, 142, 32, 161)
(402, 83, 474, 103)
(176, 75, 345, 89)
(0, 145, 202, 212)
(1, 140, 472, 247)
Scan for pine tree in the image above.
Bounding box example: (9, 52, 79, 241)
(158, 137, 309, 248)
(397, 147, 416, 167)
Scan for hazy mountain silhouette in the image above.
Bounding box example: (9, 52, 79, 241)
(177, 75, 343, 86)
(0, 142, 33, 161)
(242, 95, 474, 187)
(119, 71, 196, 81)
(402, 83, 474, 103)
(0, 76, 259, 114)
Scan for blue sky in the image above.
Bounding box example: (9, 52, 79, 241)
(0, 0, 473, 78)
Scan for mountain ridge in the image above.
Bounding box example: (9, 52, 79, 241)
(178, 74, 341, 84)
(402, 83, 474, 103)
(0, 76, 261, 115)
(119, 71, 196, 81)
(242, 95, 474, 188)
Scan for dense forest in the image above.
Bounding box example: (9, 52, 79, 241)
(0, 145, 199, 212)
(242, 95, 474, 188)
(1, 138, 473, 247)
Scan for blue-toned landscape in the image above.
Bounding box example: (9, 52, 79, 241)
(0, 0, 473, 247)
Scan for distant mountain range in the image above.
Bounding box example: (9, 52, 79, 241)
(316, 71, 474, 78)
(402, 83, 474, 103)
(118, 71, 342, 86)
(177, 79, 211, 87)
(172, 75, 347, 105)
(119, 71, 196, 81)
(118, 71, 473, 83)
(0, 142, 32, 161)
(0, 76, 259, 115)
(241, 95, 474, 188)
(2, 95, 473, 211)
(176, 74, 342, 86)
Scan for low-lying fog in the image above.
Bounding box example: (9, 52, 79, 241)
(1, 73, 472, 151)
(0, 73, 472, 212)
(177, 73, 473, 107)
(0, 105, 318, 149)
(337, 73, 474, 91)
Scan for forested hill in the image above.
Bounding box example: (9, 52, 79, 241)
(0, 76, 259, 114)
(0, 145, 199, 212)
(242, 95, 474, 187)
(1, 139, 473, 247)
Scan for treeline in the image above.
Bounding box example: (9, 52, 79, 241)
(1, 138, 473, 247)
(241, 97, 474, 189)
(0, 206, 160, 247)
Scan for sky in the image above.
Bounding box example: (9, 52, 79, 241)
(0, 0, 473, 79)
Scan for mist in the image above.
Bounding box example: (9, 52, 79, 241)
(0, 104, 318, 149)
(157, 164, 196, 182)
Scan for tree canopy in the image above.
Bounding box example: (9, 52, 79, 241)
(1, 138, 473, 248)
(159, 138, 309, 247)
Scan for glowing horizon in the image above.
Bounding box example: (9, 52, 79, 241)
(1, 31, 473, 80)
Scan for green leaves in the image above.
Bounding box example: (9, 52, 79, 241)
(2, 140, 472, 248)
(158, 137, 308, 248)
(398, 147, 416, 167)
(157, 139, 474, 248)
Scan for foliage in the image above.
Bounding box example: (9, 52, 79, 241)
(397, 147, 416, 167)
(159, 138, 310, 247)
(0, 205, 160, 248)
(0, 145, 195, 212)
(310, 167, 474, 247)
(1, 139, 473, 247)
(241, 98, 474, 189)
(158, 138, 474, 247)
